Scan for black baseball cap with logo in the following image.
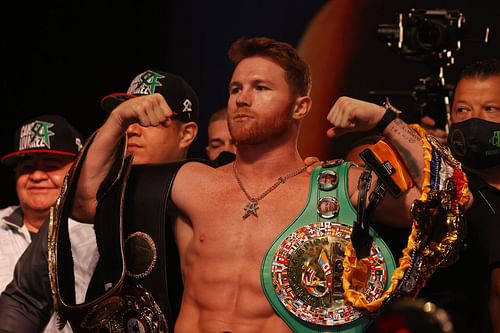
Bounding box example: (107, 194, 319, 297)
(100, 70, 199, 124)
(1, 114, 83, 167)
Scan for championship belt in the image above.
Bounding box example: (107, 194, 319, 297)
(49, 133, 214, 332)
(78, 162, 187, 333)
(49, 133, 154, 333)
(261, 160, 396, 332)
(341, 126, 470, 314)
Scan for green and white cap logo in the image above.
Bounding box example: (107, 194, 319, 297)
(127, 71, 165, 95)
(19, 120, 55, 151)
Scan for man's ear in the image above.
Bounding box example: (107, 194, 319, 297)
(292, 95, 312, 120)
(179, 122, 198, 149)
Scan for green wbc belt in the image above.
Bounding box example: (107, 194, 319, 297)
(261, 160, 395, 332)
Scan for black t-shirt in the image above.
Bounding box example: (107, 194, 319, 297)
(466, 173, 500, 269)
(418, 171, 500, 333)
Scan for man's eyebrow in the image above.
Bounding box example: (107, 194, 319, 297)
(230, 78, 273, 86)
(209, 138, 224, 143)
(229, 80, 241, 87)
(252, 78, 272, 85)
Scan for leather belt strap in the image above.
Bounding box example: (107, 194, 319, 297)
(49, 130, 215, 332)
(351, 165, 374, 259)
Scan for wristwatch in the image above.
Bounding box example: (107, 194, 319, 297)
(375, 99, 401, 133)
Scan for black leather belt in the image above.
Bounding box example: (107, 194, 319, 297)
(49, 132, 214, 332)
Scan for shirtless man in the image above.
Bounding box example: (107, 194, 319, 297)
(71, 37, 466, 332)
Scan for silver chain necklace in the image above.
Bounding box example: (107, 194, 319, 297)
(232, 161, 307, 219)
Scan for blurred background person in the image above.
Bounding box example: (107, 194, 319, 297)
(205, 106, 236, 164)
(418, 58, 500, 333)
(0, 114, 85, 333)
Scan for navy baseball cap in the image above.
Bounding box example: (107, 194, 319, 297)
(1, 114, 83, 167)
(100, 70, 199, 123)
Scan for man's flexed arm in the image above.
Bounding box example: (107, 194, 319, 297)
(330, 96, 471, 313)
(72, 93, 174, 223)
(326, 96, 424, 186)
(327, 96, 471, 228)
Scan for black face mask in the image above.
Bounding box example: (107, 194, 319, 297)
(448, 118, 500, 169)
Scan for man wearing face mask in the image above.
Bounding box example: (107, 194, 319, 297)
(418, 58, 500, 333)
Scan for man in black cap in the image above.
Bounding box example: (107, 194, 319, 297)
(101, 69, 200, 164)
(0, 114, 88, 333)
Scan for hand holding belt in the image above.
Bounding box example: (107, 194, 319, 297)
(351, 166, 373, 259)
(352, 164, 388, 260)
(49, 132, 172, 333)
(343, 125, 470, 312)
(351, 137, 411, 260)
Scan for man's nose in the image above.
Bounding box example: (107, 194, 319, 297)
(29, 169, 49, 180)
(127, 123, 143, 136)
(236, 88, 251, 107)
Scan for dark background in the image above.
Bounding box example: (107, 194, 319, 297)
(2, 0, 499, 206)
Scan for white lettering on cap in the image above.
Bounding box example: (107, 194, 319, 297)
(18, 121, 55, 151)
(182, 99, 192, 114)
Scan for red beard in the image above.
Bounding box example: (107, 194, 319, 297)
(229, 104, 295, 145)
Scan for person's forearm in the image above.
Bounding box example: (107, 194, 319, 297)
(382, 118, 424, 187)
(73, 111, 129, 223)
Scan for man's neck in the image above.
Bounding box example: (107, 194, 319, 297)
(22, 210, 49, 233)
(235, 146, 304, 179)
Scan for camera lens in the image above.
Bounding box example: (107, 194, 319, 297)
(416, 21, 445, 51)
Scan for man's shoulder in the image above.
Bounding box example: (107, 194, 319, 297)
(0, 205, 19, 216)
(171, 159, 230, 208)
(175, 159, 230, 188)
(465, 171, 487, 189)
(180, 158, 219, 172)
(0, 205, 22, 227)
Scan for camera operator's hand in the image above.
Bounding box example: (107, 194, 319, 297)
(420, 115, 448, 145)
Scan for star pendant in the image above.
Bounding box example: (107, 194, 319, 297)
(243, 201, 259, 219)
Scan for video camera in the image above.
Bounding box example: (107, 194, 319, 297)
(375, 9, 467, 130)
(377, 8, 465, 66)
